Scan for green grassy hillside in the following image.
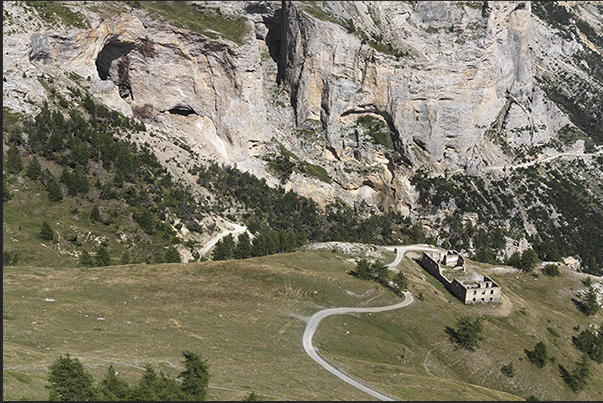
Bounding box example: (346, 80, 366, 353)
(3, 248, 602, 401)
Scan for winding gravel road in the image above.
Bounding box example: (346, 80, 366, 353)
(301, 244, 440, 401)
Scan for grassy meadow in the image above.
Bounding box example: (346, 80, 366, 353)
(3, 248, 603, 401)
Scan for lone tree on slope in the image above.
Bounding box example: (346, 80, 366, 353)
(445, 315, 485, 351)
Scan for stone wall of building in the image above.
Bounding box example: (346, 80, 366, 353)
(420, 252, 501, 304)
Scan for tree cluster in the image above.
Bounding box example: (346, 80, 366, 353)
(350, 258, 409, 296)
(212, 230, 306, 261)
(572, 323, 603, 364)
(525, 341, 549, 368)
(506, 248, 540, 272)
(45, 351, 210, 401)
(558, 353, 592, 393)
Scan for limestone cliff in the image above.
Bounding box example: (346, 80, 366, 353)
(3, 1, 602, 220)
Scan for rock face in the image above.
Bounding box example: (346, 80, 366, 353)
(32, 12, 274, 165)
(3, 1, 600, 218)
(279, 1, 567, 169)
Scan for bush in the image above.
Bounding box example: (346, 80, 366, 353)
(3, 249, 19, 266)
(543, 264, 560, 277)
(501, 361, 515, 378)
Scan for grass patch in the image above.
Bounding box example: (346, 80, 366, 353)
(301, 162, 331, 184)
(130, 1, 250, 45)
(3, 370, 32, 384)
(26, 1, 89, 29)
(356, 115, 394, 149)
(4, 251, 602, 401)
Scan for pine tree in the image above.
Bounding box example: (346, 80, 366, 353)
(179, 351, 210, 401)
(39, 221, 55, 241)
(371, 260, 390, 285)
(213, 234, 234, 260)
(233, 232, 251, 259)
(73, 168, 89, 194)
(80, 250, 95, 267)
(501, 361, 515, 378)
(46, 354, 97, 401)
(446, 316, 485, 351)
(98, 364, 132, 401)
(25, 156, 42, 181)
(46, 178, 63, 202)
(392, 270, 409, 294)
(354, 258, 372, 280)
(520, 249, 539, 272)
(6, 145, 23, 174)
(121, 251, 131, 265)
(3, 179, 11, 202)
(164, 246, 181, 263)
(131, 365, 187, 401)
(578, 286, 600, 316)
(244, 392, 261, 401)
(90, 205, 102, 223)
(96, 246, 111, 267)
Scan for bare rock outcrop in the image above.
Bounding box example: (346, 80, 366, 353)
(279, 1, 561, 171)
(3, 0, 597, 220)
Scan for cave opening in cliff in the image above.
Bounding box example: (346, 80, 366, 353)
(95, 41, 136, 81)
(341, 109, 412, 166)
(167, 106, 197, 117)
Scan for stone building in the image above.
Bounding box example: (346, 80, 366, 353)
(420, 252, 501, 304)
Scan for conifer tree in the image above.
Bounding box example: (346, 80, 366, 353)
(46, 178, 63, 202)
(445, 316, 485, 351)
(577, 285, 600, 316)
(121, 251, 131, 265)
(98, 364, 132, 401)
(179, 350, 210, 401)
(526, 341, 548, 368)
(96, 246, 111, 267)
(164, 246, 181, 263)
(392, 270, 409, 294)
(3, 179, 11, 202)
(25, 156, 42, 181)
(234, 232, 251, 259)
(6, 145, 22, 174)
(46, 354, 96, 401)
(90, 205, 102, 223)
(80, 250, 95, 267)
(520, 249, 539, 272)
(39, 221, 55, 241)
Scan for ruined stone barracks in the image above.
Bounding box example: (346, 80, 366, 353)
(420, 251, 501, 304)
